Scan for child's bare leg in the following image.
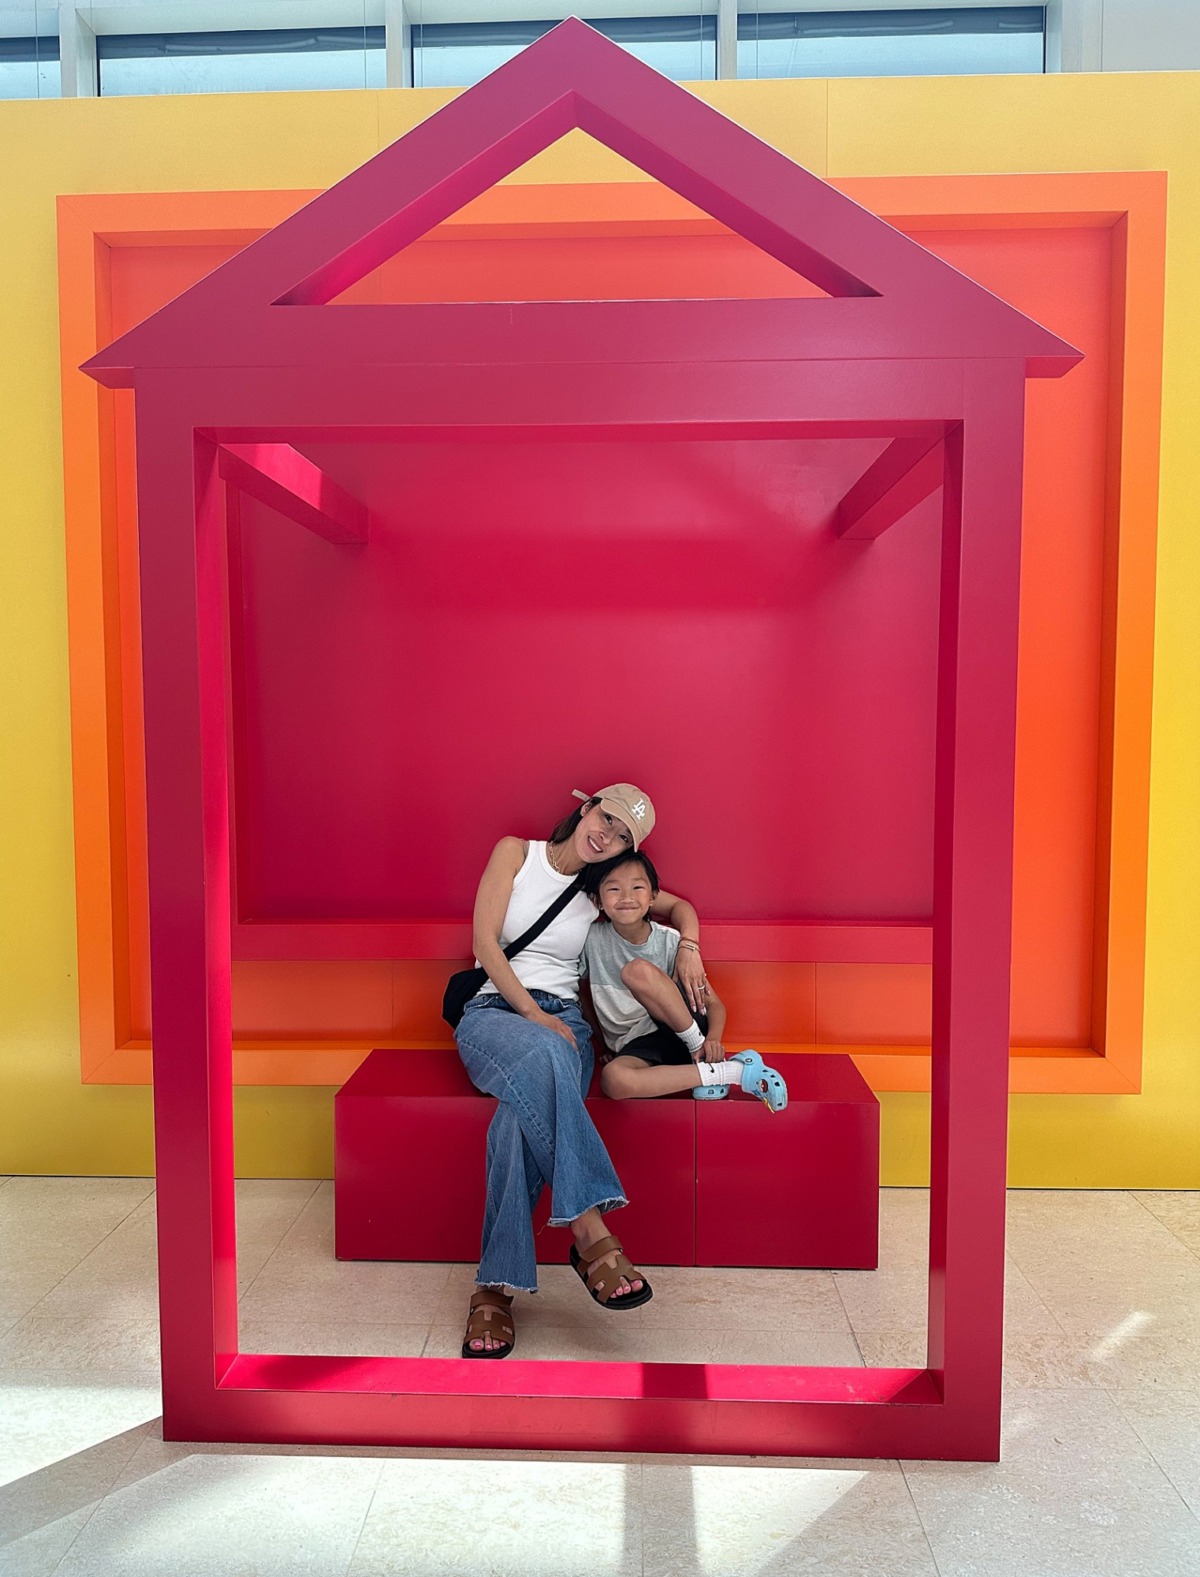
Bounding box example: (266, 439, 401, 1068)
(600, 1054, 701, 1101)
(620, 958, 695, 1029)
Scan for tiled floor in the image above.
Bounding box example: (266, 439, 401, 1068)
(1, 1178, 1197, 1575)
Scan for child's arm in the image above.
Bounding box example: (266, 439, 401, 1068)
(698, 983, 727, 1063)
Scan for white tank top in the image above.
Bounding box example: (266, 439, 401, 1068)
(476, 841, 598, 999)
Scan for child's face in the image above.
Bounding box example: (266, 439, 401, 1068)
(597, 862, 656, 927)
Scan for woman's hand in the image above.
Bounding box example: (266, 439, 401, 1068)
(526, 1008, 578, 1051)
(698, 1036, 726, 1064)
(673, 946, 708, 1014)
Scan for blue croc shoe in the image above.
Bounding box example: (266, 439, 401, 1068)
(692, 1081, 729, 1101)
(730, 1050, 788, 1113)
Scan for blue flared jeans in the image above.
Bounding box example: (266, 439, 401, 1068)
(455, 989, 627, 1292)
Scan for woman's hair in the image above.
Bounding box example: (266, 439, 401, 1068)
(548, 797, 598, 846)
(584, 848, 662, 903)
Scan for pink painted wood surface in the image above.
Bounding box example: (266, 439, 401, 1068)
(89, 298, 1080, 382)
(225, 1352, 935, 1406)
(333, 1048, 697, 1265)
(84, 20, 1079, 387)
(203, 1354, 950, 1459)
(218, 443, 369, 545)
(837, 431, 947, 539)
(125, 358, 967, 956)
(120, 386, 1024, 1455)
(695, 1053, 879, 1269)
(335, 1051, 696, 1267)
(125, 359, 973, 428)
(925, 364, 1027, 1454)
(334, 1049, 877, 1270)
(83, 13, 1068, 1459)
(226, 428, 941, 930)
(133, 406, 240, 1413)
(230, 918, 935, 964)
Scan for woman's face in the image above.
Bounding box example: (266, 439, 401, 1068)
(573, 802, 636, 863)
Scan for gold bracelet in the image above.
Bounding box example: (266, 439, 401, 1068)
(678, 939, 701, 952)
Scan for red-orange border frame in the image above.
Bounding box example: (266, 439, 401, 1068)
(58, 172, 1164, 1097)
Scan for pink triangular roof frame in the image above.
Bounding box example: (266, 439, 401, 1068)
(85, 17, 1080, 385)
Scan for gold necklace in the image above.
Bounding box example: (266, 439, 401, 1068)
(546, 840, 565, 874)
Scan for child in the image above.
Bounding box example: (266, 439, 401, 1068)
(583, 851, 787, 1110)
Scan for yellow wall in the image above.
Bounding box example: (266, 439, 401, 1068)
(1, 74, 1197, 1186)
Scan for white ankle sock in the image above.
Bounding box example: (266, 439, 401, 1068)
(677, 1021, 706, 1055)
(696, 1060, 742, 1087)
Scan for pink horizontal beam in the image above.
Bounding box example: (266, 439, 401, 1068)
(217, 442, 369, 545)
(214, 420, 947, 446)
(86, 299, 1083, 387)
(200, 1355, 947, 1457)
(836, 431, 947, 540)
(149, 358, 971, 437)
(227, 1354, 935, 1404)
(229, 918, 934, 964)
(190, 1357, 959, 1457)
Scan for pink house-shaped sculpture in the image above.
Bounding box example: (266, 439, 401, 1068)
(83, 19, 1080, 1459)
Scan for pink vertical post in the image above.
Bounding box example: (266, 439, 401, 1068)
(135, 389, 237, 1435)
(928, 361, 1027, 1456)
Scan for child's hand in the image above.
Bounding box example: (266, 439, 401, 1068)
(698, 1037, 726, 1064)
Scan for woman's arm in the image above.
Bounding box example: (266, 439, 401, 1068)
(471, 837, 577, 1047)
(650, 888, 706, 1013)
(576, 976, 602, 1041)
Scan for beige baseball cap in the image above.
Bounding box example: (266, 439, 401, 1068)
(572, 784, 656, 849)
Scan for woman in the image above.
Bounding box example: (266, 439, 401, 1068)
(455, 783, 707, 1358)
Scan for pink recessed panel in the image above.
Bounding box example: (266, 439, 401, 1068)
(230, 436, 941, 925)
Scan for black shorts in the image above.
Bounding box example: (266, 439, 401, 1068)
(611, 1011, 709, 1069)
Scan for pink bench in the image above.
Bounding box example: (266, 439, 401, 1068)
(334, 1048, 879, 1269)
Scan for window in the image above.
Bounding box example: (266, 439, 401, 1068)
(97, 27, 385, 97)
(4, 3, 1050, 104)
(0, 36, 60, 99)
(737, 5, 1045, 79)
(411, 14, 717, 88)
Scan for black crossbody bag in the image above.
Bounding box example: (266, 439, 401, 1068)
(442, 870, 586, 1029)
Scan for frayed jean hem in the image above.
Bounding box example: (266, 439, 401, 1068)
(547, 1193, 628, 1229)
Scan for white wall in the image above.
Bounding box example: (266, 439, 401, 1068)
(1100, 0, 1200, 69)
(1050, 0, 1200, 70)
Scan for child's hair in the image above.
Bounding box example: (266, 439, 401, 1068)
(584, 848, 661, 903)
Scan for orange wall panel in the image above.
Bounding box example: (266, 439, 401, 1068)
(232, 961, 394, 1040)
(815, 964, 932, 1046)
(59, 175, 1162, 1093)
(705, 963, 818, 1045)
(367, 231, 827, 303)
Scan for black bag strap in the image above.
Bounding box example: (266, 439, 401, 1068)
(500, 857, 586, 963)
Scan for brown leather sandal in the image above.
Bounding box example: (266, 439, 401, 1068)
(460, 1289, 515, 1359)
(569, 1235, 654, 1310)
